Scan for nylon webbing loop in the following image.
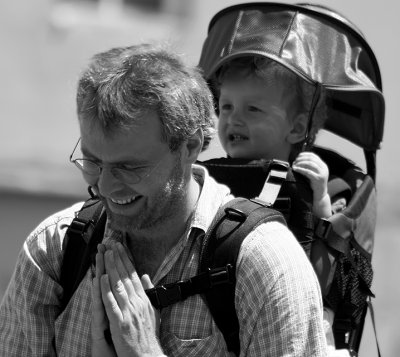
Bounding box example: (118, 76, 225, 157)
(69, 197, 104, 244)
(315, 218, 349, 255)
(145, 265, 234, 309)
(68, 217, 95, 241)
(257, 159, 289, 206)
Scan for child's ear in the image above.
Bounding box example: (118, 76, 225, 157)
(286, 113, 308, 144)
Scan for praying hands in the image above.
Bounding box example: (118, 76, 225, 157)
(91, 242, 163, 357)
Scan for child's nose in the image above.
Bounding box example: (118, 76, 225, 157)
(228, 110, 245, 126)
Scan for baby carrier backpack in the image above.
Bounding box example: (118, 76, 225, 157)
(197, 2, 385, 355)
(60, 3, 384, 356)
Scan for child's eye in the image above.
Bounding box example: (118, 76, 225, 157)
(219, 103, 232, 112)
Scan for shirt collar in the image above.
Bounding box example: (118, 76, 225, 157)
(190, 163, 232, 234)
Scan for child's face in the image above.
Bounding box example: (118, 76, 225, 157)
(218, 72, 296, 161)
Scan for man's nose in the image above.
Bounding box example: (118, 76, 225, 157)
(96, 167, 122, 197)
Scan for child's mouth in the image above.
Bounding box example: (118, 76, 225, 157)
(229, 134, 248, 142)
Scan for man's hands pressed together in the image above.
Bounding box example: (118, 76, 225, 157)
(92, 242, 163, 357)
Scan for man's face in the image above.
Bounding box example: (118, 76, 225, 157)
(78, 111, 188, 233)
(217, 72, 296, 161)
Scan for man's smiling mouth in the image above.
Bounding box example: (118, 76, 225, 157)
(110, 196, 139, 205)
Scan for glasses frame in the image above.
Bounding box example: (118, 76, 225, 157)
(69, 137, 166, 184)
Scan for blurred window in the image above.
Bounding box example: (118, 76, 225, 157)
(59, 0, 163, 12)
(125, 0, 163, 12)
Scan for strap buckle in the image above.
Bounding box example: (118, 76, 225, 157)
(146, 264, 235, 309)
(148, 281, 185, 308)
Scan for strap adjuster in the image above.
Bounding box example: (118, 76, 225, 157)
(267, 159, 290, 185)
(151, 281, 185, 308)
(207, 264, 234, 286)
(68, 217, 95, 236)
(224, 207, 247, 222)
(315, 218, 332, 239)
(257, 159, 289, 206)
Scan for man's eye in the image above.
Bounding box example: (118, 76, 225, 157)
(119, 164, 148, 173)
(248, 106, 262, 112)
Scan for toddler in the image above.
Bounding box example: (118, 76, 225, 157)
(214, 56, 347, 353)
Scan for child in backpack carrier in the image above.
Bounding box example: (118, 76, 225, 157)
(213, 55, 349, 354)
(215, 56, 338, 216)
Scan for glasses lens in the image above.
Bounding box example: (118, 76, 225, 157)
(74, 159, 100, 176)
(111, 167, 144, 184)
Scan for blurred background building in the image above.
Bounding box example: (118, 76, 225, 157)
(0, 0, 398, 355)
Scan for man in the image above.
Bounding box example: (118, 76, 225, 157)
(0, 43, 327, 356)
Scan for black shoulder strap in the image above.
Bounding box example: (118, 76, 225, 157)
(60, 197, 106, 311)
(145, 197, 285, 355)
(200, 197, 286, 355)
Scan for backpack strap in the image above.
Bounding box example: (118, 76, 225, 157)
(200, 197, 287, 355)
(60, 196, 106, 311)
(146, 197, 286, 355)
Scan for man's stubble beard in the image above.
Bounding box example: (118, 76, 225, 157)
(107, 155, 187, 233)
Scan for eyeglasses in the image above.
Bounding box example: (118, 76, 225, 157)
(69, 138, 165, 184)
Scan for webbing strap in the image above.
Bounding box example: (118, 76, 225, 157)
(314, 218, 350, 255)
(367, 297, 382, 357)
(60, 197, 105, 311)
(256, 159, 289, 206)
(145, 265, 234, 309)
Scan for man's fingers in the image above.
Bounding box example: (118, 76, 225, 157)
(109, 244, 135, 298)
(96, 244, 106, 277)
(112, 243, 145, 295)
(141, 274, 154, 290)
(92, 276, 109, 340)
(115, 242, 135, 273)
(104, 249, 143, 314)
(141, 274, 161, 336)
(100, 273, 124, 321)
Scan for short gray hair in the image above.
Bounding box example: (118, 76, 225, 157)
(77, 43, 216, 152)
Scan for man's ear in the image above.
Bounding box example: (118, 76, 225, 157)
(183, 128, 204, 163)
(286, 113, 308, 144)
